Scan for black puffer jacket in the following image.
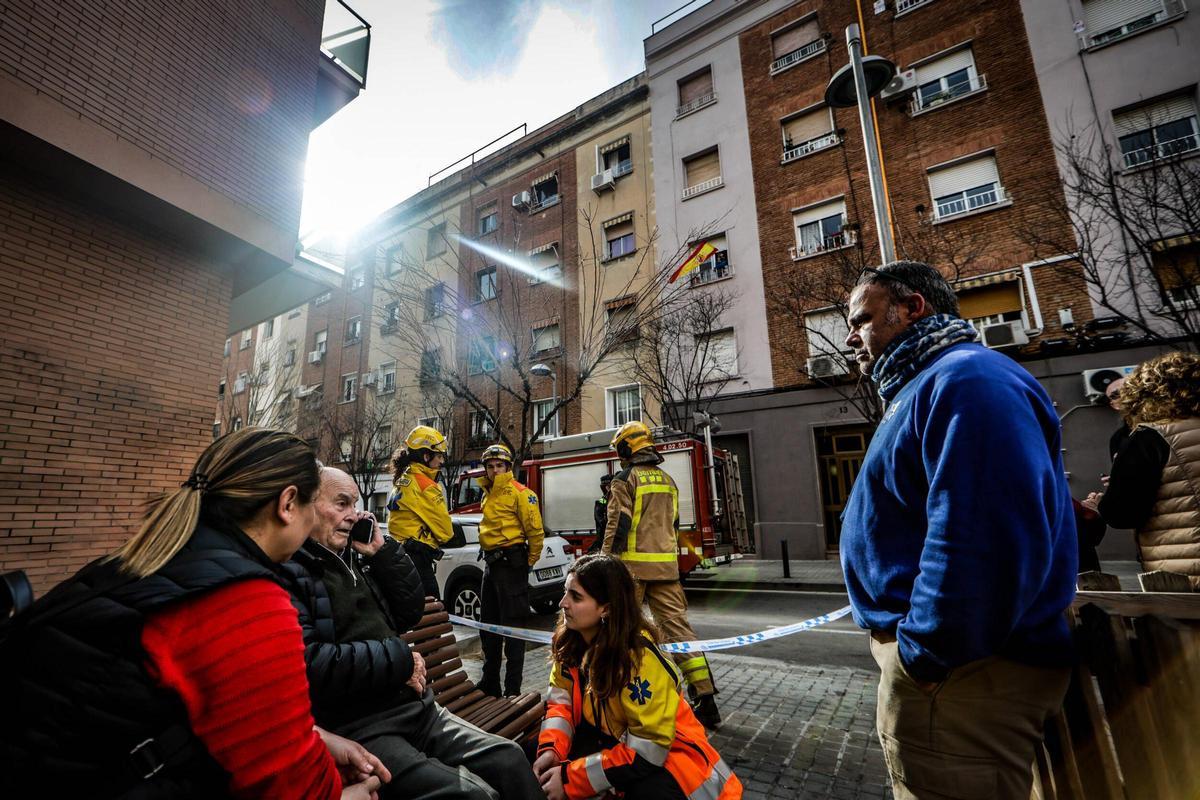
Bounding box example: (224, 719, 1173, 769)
(283, 537, 426, 730)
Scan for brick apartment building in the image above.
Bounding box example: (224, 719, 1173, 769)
(0, 0, 368, 588)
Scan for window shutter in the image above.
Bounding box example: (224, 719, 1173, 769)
(605, 220, 634, 238)
(772, 19, 819, 57)
(1084, 0, 1161, 34)
(914, 47, 975, 83)
(927, 156, 1000, 198)
(678, 69, 714, 104)
(793, 199, 845, 228)
(599, 136, 630, 155)
(958, 282, 1022, 319)
(699, 330, 737, 376)
(684, 150, 721, 186)
(1114, 95, 1197, 137)
(783, 109, 832, 144)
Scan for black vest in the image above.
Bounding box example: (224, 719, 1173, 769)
(0, 523, 280, 799)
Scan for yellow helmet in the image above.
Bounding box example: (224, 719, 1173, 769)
(403, 425, 448, 455)
(611, 421, 655, 458)
(480, 443, 513, 464)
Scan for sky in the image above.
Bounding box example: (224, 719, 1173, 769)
(301, 0, 690, 245)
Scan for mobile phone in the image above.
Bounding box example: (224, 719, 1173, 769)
(350, 518, 375, 544)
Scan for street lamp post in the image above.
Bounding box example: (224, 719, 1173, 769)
(530, 363, 557, 437)
(825, 24, 897, 265)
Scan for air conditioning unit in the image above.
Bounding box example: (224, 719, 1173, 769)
(807, 354, 849, 379)
(511, 191, 531, 209)
(879, 68, 917, 101)
(981, 321, 1030, 349)
(293, 384, 315, 399)
(1082, 365, 1136, 404)
(590, 169, 616, 193)
(307, 350, 323, 364)
(361, 371, 377, 387)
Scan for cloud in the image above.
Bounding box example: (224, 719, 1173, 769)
(430, 0, 536, 78)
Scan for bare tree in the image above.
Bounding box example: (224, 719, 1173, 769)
(300, 389, 401, 507)
(217, 338, 301, 432)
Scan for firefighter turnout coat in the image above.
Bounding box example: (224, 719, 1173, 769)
(602, 450, 681, 582)
(537, 636, 741, 799)
(478, 471, 544, 567)
(386, 462, 454, 549)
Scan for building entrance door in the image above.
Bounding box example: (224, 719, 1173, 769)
(815, 424, 874, 553)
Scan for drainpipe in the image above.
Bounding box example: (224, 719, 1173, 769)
(1020, 253, 1076, 334)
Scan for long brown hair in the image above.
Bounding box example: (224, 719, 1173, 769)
(111, 428, 320, 577)
(550, 554, 659, 702)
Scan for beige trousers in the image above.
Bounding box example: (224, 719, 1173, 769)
(633, 578, 715, 696)
(870, 632, 1069, 800)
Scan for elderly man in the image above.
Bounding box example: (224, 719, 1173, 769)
(840, 261, 1077, 800)
(285, 467, 541, 800)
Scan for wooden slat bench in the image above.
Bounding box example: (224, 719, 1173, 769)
(401, 598, 545, 742)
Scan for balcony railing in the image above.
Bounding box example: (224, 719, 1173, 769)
(528, 194, 560, 213)
(1121, 132, 1200, 169)
(682, 175, 723, 199)
(770, 38, 827, 74)
(896, 0, 935, 14)
(789, 230, 857, 260)
(321, 0, 371, 87)
(612, 159, 634, 178)
(689, 258, 733, 286)
(782, 131, 842, 163)
(1086, 0, 1185, 47)
(911, 73, 988, 114)
(934, 185, 1007, 219)
(676, 91, 717, 118)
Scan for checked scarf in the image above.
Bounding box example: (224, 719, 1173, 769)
(870, 314, 979, 402)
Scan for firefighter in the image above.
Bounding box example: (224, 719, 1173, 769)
(601, 421, 722, 729)
(386, 424, 454, 600)
(477, 442, 545, 697)
(587, 473, 613, 554)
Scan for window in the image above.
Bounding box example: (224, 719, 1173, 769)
(418, 415, 441, 430)
(531, 322, 561, 353)
(427, 223, 446, 258)
(284, 347, 296, 366)
(676, 67, 715, 117)
(533, 399, 559, 437)
(235, 371, 248, 394)
(469, 410, 496, 443)
(682, 149, 722, 198)
(696, 328, 737, 380)
(240, 329, 252, 350)
(231, 416, 243, 432)
(218, 379, 226, 397)
(420, 348, 442, 387)
(1083, 0, 1185, 47)
(288, 308, 302, 319)
(379, 362, 396, 394)
(262, 318, 275, 338)
(223, 338, 230, 357)
(913, 48, 984, 113)
(370, 491, 389, 522)
(341, 373, 357, 403)
(474, 267, 497, 302)
(528, 245, 561, 285)
(313, 291, 332, 306)
(928, 154, 1005, 219)
(1151, 240, 1200, 308)
(600, 138, 633, 177)
(349, 269, 365, 291)
(478, 205, 499, 235)
(344, 317, 362, 344)
(424, 282, 446, 318)
(957, 279, 1025, 335)
(804, 309, 853, 375)
(606, 298, 639, 346)
(212, 422, 221, 440)
(469, 336, 497, 374)
(531, 174, 559, 211)
(770, 17, 824, 73)
(1115, 95, 1200, 168)
(385, 247, 403, 276)
(603, 214, 636, 260)
(382, 301, 400, 331)
(608, 385, 642, 427)
(690, 234, 732, 285)
(896, 0, 935, 13)
(339, 436, 352, 462)
(792, 199, 850, 258)
(315, 329, 328, 355)
(782, 107, 839, 162)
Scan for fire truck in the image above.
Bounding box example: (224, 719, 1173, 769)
(450, 427, 750, 576)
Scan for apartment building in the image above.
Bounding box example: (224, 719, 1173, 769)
(0, 0, 368, 587)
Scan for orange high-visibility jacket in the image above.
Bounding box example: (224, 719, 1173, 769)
(537, 636, 741, 799)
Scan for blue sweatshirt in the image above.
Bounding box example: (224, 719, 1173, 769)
(840, 342, 1077, 682)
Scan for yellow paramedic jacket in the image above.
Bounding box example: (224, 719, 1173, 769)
(386, 462, 454, 549)
(602, 451, 681, 582)
(478, 471, 544, 567)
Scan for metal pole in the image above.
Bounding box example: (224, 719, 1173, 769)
(551, 371, 558, 436)
(846, 24, 896, 265)
(702, 423, 722, 519)
(781, 539, 791, 579)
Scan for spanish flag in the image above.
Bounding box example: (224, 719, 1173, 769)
(668, 240, 717, 284)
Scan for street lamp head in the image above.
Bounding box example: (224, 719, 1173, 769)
(824, 55, 896, 108)
(530, 363, 552, 377)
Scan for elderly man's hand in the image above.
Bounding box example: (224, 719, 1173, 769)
(405, 652, 427, 694)
(350, 511, 384, 557)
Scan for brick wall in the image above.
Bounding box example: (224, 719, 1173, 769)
(0, 166, 231, 590)
(0, 0, 323, 232)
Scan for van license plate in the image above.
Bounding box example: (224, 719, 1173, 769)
(536, 566, 562, 581)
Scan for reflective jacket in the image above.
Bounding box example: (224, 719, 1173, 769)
(537, 636, 741, 800)
(387, 463, 453, 549)
(602, 450, 681, 581)
(478, 471, 544, 566)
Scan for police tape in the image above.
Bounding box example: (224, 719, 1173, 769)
(447, 605, 854, 654)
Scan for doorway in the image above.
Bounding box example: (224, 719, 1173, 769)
(815, 424, 873, 552)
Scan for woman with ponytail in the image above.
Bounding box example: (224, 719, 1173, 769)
(0, 428, 388, 799)
(532, 554, 741, 800)
(386, 424, 454, 599)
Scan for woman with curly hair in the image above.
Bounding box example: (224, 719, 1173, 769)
(531, 554, 741, 800)
(1092, 350, 1200, 587)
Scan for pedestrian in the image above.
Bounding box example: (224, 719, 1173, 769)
(601, 421, 721, 729)
(1089, 351, 1200, 588)
(840, 261, 1077, 800)
(0, 428, 387, 799)
(587, 473, 613, 554)
(532, 554, 742, 800)
(476, 442, 544, 698)
(1104, 376, 1131, 460)
(285, 467, 542, 800)
(387, 425, 454, 600)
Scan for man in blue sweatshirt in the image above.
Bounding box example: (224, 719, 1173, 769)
(840, 261, 1076, 800)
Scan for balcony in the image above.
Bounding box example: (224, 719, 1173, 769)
(682, 175, 723, 200)
(1121, 132, 1200, 169)
(934, 185, 1008, 220)
(911, 73, 988, 115)
(770, 38, 827, 75)
(789, 230, 857, 260)
(895, 0, 936, 15)
(782, 131, 842, 163)
(1084, 0, 1186, 48)
(528, 194, 560, 213)
(314, 0, 371, 127)
(676, 91, 717, 118)
(612, 159, 634, 178)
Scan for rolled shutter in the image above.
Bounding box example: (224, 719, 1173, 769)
(1114, 95, 1197, 137)
(958, 282, 1022, 319)
(914, 48, 975, 83)
(927, 156, 1000, 198)
(783, 109, 832, 144)
(678, 69, 714, 104)
(1084, 0, 1161, 34)
(684, 150, 721, 186)
(793, 199, 844, 227)
(772, 19, 819, 57)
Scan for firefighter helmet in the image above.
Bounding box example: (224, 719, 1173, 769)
(480, 443, 513, 464)
(611, 421, 656, 458)
(403, 425, 448, 455)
